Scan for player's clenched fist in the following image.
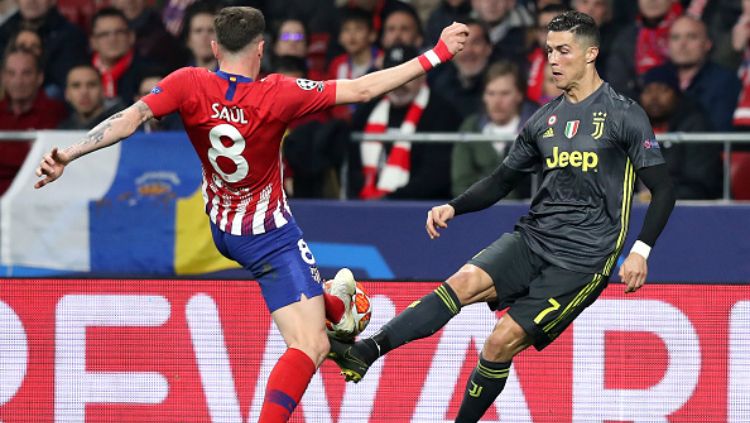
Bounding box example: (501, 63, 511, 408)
(418, 22, 469, 72)
(439, 22, 469, 56)
(426, 204, 456, 239)
(34, 147, 70, 189)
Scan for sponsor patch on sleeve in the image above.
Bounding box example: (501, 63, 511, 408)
(643, 139, 660, 149)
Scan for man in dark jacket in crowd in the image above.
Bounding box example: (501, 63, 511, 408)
(640, 66, 722, 199)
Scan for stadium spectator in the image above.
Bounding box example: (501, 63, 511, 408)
(606, 0, 682, 99)
(471, 0, 534, 63)
(328, 8, 382, 80)
(280, 55, 348, 198)
(0, 46, 66, 128)
(691, 0, 744, 70)
(180, 1, 218, 70)
(451, 61, 537, 197)
(640, 66, 722, 199)
(110, 0, 187, 72)
(58, 64, 125, 130)
(380, 4, 424, 49)
(345, 0, 412, 36)
(133, 71, 183, 133)
(273, 18, 308, 59)
(431, 19, 493, 119)
(571, 0, 617, 74)
(328, 7, 382, 121)
(525, 4, 567, 104)
(90, 8, 153, 105)
(0, 46, 66, 194)
(348, 44, 462, 200)
(0, 0, 87, 100)
(650, 14, 741, 132)
(426, 0, 472, 45)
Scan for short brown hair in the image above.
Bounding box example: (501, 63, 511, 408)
(2, 45, 42, 73)
(214, 7, 265, 53)
(484, 61, 525, 94)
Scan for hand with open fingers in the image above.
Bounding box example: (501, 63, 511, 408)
(439, 22, 469, 57)
(34, 147, 70, 189)
(619, 252, 648, 293)
(426, 204, 455, 239)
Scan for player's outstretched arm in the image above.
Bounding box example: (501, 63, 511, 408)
(334, 22, 469, 105)
(425, 163, 526, 239)
(619, 163, 676, 293)
(34, 101, 154, 189)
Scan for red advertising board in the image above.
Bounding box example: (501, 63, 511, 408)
(0, 280, 747, 422)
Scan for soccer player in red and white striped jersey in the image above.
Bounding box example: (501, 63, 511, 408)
(35, 6, 467, 422)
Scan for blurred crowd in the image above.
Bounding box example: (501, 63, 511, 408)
(0, 0, 748, 200)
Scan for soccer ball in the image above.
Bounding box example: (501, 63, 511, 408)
(324, 282, 372, 341)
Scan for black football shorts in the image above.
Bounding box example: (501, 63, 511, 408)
(468, 231, 610, 350)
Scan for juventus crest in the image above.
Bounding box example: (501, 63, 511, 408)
(591, 112, 607, 139)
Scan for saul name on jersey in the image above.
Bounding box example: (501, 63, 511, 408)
(211, 103, 248, 124)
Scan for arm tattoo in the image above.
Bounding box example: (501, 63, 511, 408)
(63, 101, 153, 161)
(135, 101, 152, 119)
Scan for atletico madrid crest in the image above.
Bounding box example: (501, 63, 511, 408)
(564, 120, 580, 139)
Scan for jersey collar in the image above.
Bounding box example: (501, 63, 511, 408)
(214, 70, 254, 83)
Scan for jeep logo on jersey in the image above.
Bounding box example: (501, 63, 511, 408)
(546, 146, 599, 172)
(296, 78, 324, 92)
(564, 120, 579, 138)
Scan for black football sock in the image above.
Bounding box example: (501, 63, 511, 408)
(455, 356, 511, 423)
(359, 283, 461, 364)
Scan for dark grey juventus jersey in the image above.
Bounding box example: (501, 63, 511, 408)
(504, 83, 665, 275)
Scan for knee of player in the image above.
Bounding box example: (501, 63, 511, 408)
(292, 331, 330, 366)
(482, 318, 528, 362)
(446, 266, 490, 305)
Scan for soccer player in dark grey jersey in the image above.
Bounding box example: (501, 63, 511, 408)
(328, 11, 676, 422)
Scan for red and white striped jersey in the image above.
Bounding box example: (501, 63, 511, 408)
(142, 67, 336, 235)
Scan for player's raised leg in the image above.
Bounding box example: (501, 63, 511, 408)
(328, 264, 496, 382)
(455, 314, 531, 422)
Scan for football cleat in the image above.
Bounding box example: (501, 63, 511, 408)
(327, 337, 372, 383)
(326, 268, 357, 335)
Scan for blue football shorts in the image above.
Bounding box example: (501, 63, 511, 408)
(210, 220, 324, 312)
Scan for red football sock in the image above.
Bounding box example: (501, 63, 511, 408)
(258, 348, 316, 422)
(323, 292, 345, 323)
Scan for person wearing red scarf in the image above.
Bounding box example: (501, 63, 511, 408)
(90, 8, 142, 103)
(349, 45, 462, 200)
(606, 0, 682, 99)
